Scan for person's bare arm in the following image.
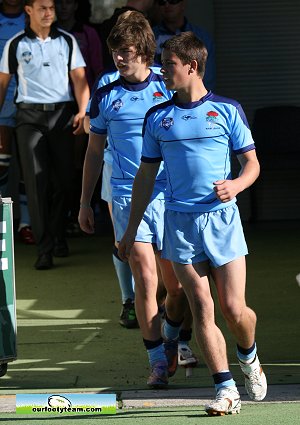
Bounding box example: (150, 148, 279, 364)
(0, 72, 12, 110)
(118, 161, 161, 260)
(78, 131, 106, 233)
(70, 67, 90, 135)
(213, 149, 260, 202)
(83, 115, 90, 134)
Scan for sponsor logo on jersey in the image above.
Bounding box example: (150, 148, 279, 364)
(182, 115, 197, 121)
(206, 110, 218, 121)
(206, 110, 220, 129)
(22, 51, 32, 64)
(160, 117, 174, 130)
(112, 99, 123, 111)
(130, 96, 144, 102)
(153, 91, 164, 102)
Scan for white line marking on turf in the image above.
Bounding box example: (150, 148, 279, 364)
(74, 332, 99, 350)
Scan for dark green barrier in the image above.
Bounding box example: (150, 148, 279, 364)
(0, 198, 17, 373)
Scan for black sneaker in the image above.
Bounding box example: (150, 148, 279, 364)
(53, 238, 69, 257)
(34, 253, 53, 270)
(119, 299, 139, 329)
(0, 363, 8, 377)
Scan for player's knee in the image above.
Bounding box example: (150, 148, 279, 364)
(221, 303, 244, 325)
(165, 285, 184, 298)
(190, 294, 215, 323)
(134, 269, 157, 295)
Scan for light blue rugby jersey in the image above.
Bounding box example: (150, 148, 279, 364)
(87, 66, 162, 165)
(141, 91, 255, 213)
(86, 68, 119, 165)
(89, 69, 172, 198)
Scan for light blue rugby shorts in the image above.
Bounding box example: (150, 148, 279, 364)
(101, 161, 112, 203)
(112, 196, 165, 250)
(162, 204, 248, 267)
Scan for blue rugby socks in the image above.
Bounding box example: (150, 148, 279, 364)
(112, 245, 135, 303)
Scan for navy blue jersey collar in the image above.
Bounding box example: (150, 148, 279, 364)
(25, 24, 61, 39)
(120, 69, 155, 91)
(173, 90, 212, 108)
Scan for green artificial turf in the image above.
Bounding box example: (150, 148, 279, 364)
(1, 404, 300, 425)
(0, 221, 299, 393)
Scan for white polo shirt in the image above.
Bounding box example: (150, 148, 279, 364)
(0, 25, 85, 104)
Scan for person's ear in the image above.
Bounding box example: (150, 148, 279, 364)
(24, 5, 32, 16)
(188, 60, 197, 74)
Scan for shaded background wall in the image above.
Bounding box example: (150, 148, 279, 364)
(89, 1, 300, 222)
(90, 0, 300, 114)
(212, 0, 300, 221)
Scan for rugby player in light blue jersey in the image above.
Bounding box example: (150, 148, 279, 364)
(79, 11, 187, 388)
(87, 63, 198, 363)
(119, 32, 267, 415)
(84, 63, 162, 330)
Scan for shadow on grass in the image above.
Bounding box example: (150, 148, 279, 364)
(0, 408, 207, 421)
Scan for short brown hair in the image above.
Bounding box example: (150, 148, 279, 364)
(107, 11, 156, 67)
(162, 31, 208, 77)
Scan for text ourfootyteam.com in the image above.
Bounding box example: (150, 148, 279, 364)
(31, 407, 102, 413)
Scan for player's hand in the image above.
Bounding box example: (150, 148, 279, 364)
(118, 231, 135, 261)
(73, 114, 85, 135)
(78, 206, 95, 234)
(213, 179, 240, 202)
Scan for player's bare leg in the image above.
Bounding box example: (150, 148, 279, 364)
(156, 253, 187, 376)
(156, 257, 167, 317)
(212, 256, 256, 346)
(156, 254, 186, 323)
(212, 256, 267, 401)
(129, 242, 161, 339)
(172, 260, 229, 374)
(173, 260, 241, 414)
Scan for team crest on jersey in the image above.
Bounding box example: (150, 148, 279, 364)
(153, 92, 164, 102)
(130, 96, 144, 102)
(22, 51, 33, 64)
(206, 110, 220, 129)
(160, 117, 174, 130)
(182, 115, 197, 121)
(112, 99, 123, 111)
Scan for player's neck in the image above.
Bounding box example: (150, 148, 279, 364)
(176, 82, 208, 104)
(30, 23, 51, 40)
(124, 67, 151, 84)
